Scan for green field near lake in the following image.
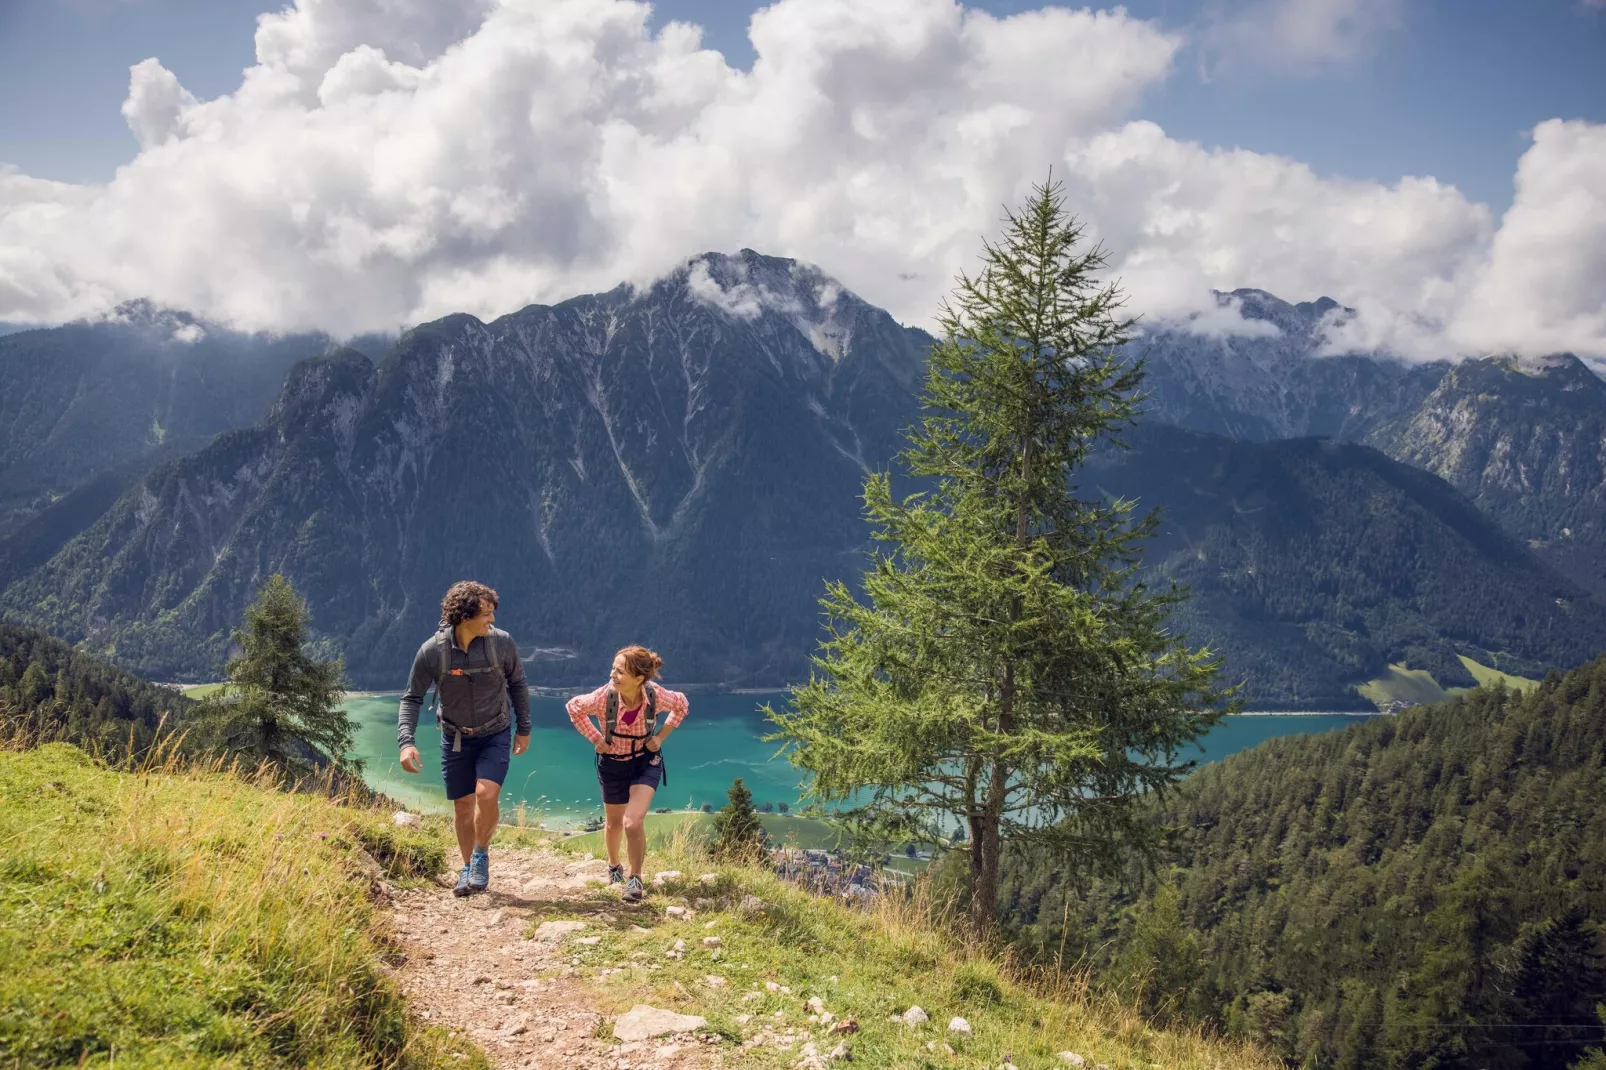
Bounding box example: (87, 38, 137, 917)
(1357, 655, 1539, 708)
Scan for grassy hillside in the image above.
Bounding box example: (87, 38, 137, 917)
(2, 741, 1278, 1070)
(0, 743, 480, 1068)
(1356, 655, 1539, 709)
(532, 829, 1276, 1070)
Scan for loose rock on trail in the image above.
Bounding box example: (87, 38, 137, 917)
(387, 846, 725, 1070)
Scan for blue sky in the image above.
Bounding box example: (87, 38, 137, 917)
(2, 0, 1601, 213)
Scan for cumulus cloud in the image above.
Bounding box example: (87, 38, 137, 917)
(0, 0, 1602, 362)
(122, 58, 200, 150)
(1064, 120, 1496, 359)
(1448, 120, 1606, 358)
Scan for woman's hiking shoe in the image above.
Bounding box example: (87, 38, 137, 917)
(623, 874, 645, 902)
(608, 864, 625, 886)
(468, 848, 490, 893)
(453, 865, 474, 897)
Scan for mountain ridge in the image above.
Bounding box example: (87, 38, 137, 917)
(2, 264, 1602, 706)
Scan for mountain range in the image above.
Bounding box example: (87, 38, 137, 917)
(1, 255, 1602, 705)
(0, 252, 926, 688)
(1138, 290, 1606, 598)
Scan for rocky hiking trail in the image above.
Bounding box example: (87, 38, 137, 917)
(388, 846, 731, 1070)
(387, 844, 1114, 1070)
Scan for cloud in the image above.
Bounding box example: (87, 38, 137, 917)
(1198, 0, 1405, 74)
(0, 0, 1601, 362)
(1062, 120, 1495, 359)
(1448, 120, 1606, 358)
(122, 58, 199, 150)
(1145, 293, 1285, 340)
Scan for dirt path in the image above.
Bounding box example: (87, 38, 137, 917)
(387, 847, 728, 1070)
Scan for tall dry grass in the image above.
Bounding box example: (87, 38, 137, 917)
(0, 730, 481, 1068)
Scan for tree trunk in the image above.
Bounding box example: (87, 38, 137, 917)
(972, 665, 1016, 935)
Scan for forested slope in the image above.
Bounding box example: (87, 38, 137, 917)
(995, 656, 1606, 1069)
(1090, 424, 1606, 706)
(0, 620, 191, 757)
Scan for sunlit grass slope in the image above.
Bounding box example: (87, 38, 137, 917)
(1358, 655, 1540, 708)
(0, 743, 485, 1069)
(538, 828, 1277, 1070)
(1455, 654, 1540, 693)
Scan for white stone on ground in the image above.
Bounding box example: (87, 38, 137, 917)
(392, 810, 421, 826)
(948, 1016, 972, 1034)
(1057, 1055, 1086, 1067)
(901, 1006, 929, 1026)
(531, 920, 588, 942)
(612, 1004, 709, 1042)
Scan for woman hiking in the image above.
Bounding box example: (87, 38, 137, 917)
(565, 646, 689, 902)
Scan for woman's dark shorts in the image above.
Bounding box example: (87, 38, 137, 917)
(440, 726, 512, 801)
(597, 750, 664, 805)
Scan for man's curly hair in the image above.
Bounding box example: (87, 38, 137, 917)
(440, 581, 499, 629)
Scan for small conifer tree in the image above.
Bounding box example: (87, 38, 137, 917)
(711, 776, 765, 861)
(195, 574, 353, 778)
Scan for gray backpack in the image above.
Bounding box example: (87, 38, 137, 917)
(428, 628, 508, 752)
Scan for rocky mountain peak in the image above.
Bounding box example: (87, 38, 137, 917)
(266, 348, 375, 443)
(1219, 288, 1351, 338)
(659, 250, 869, 362)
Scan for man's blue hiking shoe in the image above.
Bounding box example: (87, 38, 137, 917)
(468, 848, 490, 893)
(453, 865, 473, 897)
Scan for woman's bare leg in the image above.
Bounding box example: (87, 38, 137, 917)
(623, 784, 656, 877)
(603, 802, 628, 867)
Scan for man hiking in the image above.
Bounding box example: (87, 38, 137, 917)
(398, 581, 531, 896)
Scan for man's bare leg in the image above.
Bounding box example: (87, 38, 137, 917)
(452, 795, 477, 865)
(624, 785, 656, 877)
(604, 802, 628, 867)
(473, 779, 501, 850)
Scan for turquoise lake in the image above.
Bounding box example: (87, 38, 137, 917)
(347, 691, 1371, 827)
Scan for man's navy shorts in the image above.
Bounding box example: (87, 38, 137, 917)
(596, 750, 664, 805)
(440, 726, 512, 801)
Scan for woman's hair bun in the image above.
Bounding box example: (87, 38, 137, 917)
(615, 645, 663, 681)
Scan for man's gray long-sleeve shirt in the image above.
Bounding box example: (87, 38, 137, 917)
(397, 627, 531, 748)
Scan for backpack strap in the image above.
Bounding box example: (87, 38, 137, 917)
(644, 683, 659, 736)
(603, 688, 618, 747)
(431, 629, 458, 752)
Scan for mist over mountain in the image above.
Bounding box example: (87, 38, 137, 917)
(1135, 289, 1450, 442)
